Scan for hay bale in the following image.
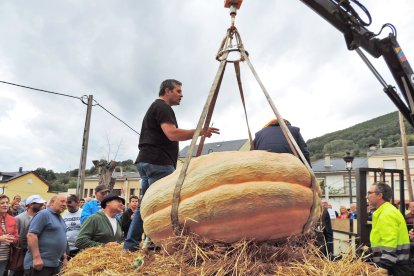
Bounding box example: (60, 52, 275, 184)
(63, 237, 385, 276)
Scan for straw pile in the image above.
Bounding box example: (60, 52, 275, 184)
(63, 235, 384, 276)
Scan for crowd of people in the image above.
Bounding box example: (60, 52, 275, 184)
(0, 187, 144, 276)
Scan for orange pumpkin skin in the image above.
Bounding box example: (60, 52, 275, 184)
(140, 151, 320, 244)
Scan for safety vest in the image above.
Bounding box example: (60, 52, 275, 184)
(370, 202, 410, 271)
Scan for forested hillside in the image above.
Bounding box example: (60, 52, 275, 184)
(307, 111, 414, 161)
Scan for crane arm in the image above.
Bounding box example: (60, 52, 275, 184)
(300, 0, 414, 126)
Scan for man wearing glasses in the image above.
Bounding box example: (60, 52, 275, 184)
(80, 184, 110, 223)
(367, 182, 410, 276)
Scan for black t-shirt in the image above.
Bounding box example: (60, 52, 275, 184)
(136, 99, 179, 167)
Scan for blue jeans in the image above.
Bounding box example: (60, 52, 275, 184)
(123, 162, 175, 251)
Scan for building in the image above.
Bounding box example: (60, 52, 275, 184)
(311, 155, 368, 212)
(0, 167, 56, 201)
(81, 170, 141, 200)
(367, 146, 414, 203)
(179, 139, 250, 159)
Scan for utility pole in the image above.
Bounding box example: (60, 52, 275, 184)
(399, 111, 413, 201)
(76, 95, 93, 198)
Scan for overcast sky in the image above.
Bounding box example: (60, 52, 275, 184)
(1, 1, 414, 173)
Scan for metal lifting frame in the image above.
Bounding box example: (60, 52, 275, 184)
(170, 26, 321, 236)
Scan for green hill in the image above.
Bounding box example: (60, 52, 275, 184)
(307, 111, 414, 161)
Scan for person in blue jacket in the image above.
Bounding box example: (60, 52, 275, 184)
(254, 118, 311, 165)
(80, 184, 110, 223)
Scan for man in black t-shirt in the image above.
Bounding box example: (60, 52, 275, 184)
(124, 79, 219, 251)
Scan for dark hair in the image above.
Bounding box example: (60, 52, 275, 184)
(129, 195, 139, 202)
(80, 198, 85, 202)
(67, 194, 79, 202)
(159, 79, 182, 96)
(374, 182, 392, 202)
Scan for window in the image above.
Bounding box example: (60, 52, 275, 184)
(130, 188, 136, 196)
(89, 189, 94, 197)
(383, 159, 397, 169)
(409, 159, 414, 168)
(112, 189, 121, 195)
(84, 189, 88, 198)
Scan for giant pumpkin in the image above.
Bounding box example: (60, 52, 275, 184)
(140, 150, 321, 245)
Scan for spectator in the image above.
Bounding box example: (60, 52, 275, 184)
(13, 195, 25, 214)
(405, 202, 414, 230)
(12, 195, 46, 276)
(322, 199, 336, 219)
(8, 199, 21, 217)
(79, 198, 85, 209)
(0, 195, 19, 275)
(24, 195, 68, 276)
(337, 206, 349, 219)
(62, 195, 82, 258)
(349, 203, 357, 220)
(121, 195, 139, 236)
(328, 204, 339, 217)
(254, 118, 311, 165)
(367, 182, 410, 275)
(80, 184, 110, 223)
(318, 200, 333, 258)
(75, 194, 124, 250)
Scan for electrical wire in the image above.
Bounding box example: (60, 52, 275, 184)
(0, 80, 82, 101)
(0, 79, 140, 136)
(373, 23, 397, 38)
(93, 99, 140, 136)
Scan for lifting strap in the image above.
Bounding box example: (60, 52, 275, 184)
(234, 61, 254, 150)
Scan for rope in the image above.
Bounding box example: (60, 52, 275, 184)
(234, 61, 254, 149)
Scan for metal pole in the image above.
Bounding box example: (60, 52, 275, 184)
(76, 95, 93, 198)
(349, 169, 353, 205)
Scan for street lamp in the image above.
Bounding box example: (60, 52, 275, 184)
(343, 152, 354, 205)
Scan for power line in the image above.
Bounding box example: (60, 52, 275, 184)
(94, 100, 140, 136)
(0, 79, 140, 136)
(0, 80, 82, 101)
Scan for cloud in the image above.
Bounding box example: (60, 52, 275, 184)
(1, 0, 413, 172)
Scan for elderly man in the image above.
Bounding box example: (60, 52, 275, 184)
(24, 195, 67, 276)
(75, 194, 124, 250)
(367, 182, 410, 275)
(80, 184, 110, 223)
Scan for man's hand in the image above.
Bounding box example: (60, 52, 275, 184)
(409, 229, 414, 241)
(33, 256, 44, 271)
(201, 127, 220, 138)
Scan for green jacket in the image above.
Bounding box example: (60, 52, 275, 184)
(370, 202, 410, 274)
(75, 211, 123, 250)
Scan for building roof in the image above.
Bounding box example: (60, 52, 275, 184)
(179, 139, 248, 158)
(367, 146, 414, 157)
(311, 157, 368, 173)
(85, 171, 141, 180)
(0, 170, 50, 186)
(1, 171, 32, 182)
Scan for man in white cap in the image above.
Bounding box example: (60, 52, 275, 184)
(12, 195, 46, 276)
